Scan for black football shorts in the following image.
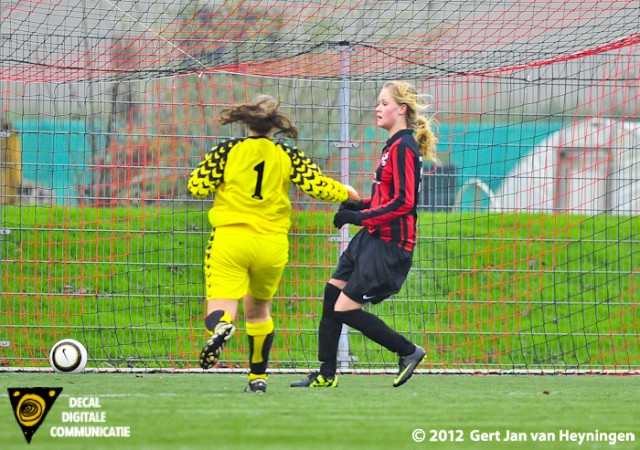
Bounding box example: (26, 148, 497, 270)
(332, 228, 413, 304)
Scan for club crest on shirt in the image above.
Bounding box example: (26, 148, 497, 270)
(380, 150, 390, 168)
(373, 150, 390, 184)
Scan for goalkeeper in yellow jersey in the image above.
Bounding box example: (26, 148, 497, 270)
(188, 94, 359, 393)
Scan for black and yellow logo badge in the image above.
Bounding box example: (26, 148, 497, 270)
(7, 387, 63, 443)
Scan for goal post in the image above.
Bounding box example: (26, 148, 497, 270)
(1, 0, 639, 374)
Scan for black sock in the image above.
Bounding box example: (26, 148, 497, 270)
(318, 283, 342, 378)
(334, 309, 415, 356)
(205, 310, 231, 334)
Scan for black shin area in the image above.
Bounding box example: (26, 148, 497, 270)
(318, 283, 342, 378)
(248, 332, 274, 376)
(333, 309, 415, 356)
(204, 310, 226, 333)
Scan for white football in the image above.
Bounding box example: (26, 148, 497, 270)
(49, 339, 88, 374)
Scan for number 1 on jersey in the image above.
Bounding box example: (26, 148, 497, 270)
(252, 161, 265, 200)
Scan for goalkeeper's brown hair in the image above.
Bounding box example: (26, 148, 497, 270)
(220, 95, 299, 141)
(383, 81, 437, 162)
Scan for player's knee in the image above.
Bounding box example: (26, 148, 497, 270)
(333, 309, 361, 327)
(322, 283, 342, 316)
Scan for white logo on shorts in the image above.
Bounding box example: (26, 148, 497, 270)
(362, 294, 376, 301)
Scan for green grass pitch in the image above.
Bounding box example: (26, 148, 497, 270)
(1, 373, 638, 450)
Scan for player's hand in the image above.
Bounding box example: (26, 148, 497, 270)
(333, 209, 362, 229)
(339, 199, 364, 211)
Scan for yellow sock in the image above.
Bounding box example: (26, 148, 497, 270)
(248, 373, 268, 381)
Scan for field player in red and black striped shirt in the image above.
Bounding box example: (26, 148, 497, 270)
(292, 81, 437, 388)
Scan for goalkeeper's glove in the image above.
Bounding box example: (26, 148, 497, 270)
(339, 199, 365, 211)
(333, 209, 362, 229)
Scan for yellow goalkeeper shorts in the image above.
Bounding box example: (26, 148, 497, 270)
(203, 225, 289, 300)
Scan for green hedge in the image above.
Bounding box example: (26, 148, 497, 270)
(1, 206, 638, 371)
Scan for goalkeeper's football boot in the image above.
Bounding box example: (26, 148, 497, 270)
(199, 322, 235, 369)
(244, 378, 267, 394)
(290, 372, 338, 387)
(393, 345, 426, 387)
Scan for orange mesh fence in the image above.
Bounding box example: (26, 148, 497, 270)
(1, 0, 639, 373)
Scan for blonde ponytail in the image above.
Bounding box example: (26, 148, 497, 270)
(383, 81, 437, 162)
(413, 116, 437, 162)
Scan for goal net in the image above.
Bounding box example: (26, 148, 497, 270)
(1, 0, 639, 373)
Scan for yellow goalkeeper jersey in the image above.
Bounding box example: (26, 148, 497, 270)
(188, 136, 349, 234)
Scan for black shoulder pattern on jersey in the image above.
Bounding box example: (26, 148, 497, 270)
(187, 138, 243, 198)
(279, 142, 348, 203)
